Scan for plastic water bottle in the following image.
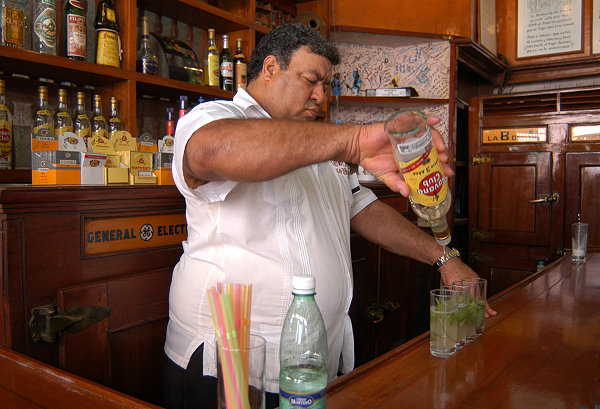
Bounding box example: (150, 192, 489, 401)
(279, 274, 328, 409)
(386, 110, 452, 245)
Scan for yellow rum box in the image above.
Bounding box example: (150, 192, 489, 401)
(119, 151, 156, 185)
(111, 130, 137, 152)
(153, 152, 174, 185)
(32, 151, 81, 185)
(104, 154, 128, 185)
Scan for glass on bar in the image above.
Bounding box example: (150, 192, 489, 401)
(429, 288, 458, 358)
(462, 278, 487, 337)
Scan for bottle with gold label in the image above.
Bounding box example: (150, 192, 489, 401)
(73, 91, 91, 147)
(33, 85, 54, 134)
(91, 94, 107, 138)
(0, 79, 13, 169)
(204, 28, 219, 87)
(94, 0, 121, 68)
(0, 0, 29, 49)
(234, 38, 247, 91)
(108, 96, 124, 138)
(54, 89, 73, 136)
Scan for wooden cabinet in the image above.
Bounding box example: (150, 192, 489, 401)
(468, 87, 600, 295)
(0, 186, 185, 406)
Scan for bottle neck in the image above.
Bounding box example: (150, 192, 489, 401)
(93, 105, 103, 116)
(0, 94, 5, 105)
(110, 107, 119, 117)
(76, 103, 85, 115)
(38, 98, 48, 110)
(58, 101, 67, 112)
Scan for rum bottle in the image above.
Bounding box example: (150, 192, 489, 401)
(1, 0, 28, 49)
(94, 0, 121, 68)
(63, 0, 86, 60)
(233, 37, 247, 91)
(0, 79, 13, 169)
(73, 91, 91, 147)
(91, 94, 107, 138)
(204, 28, 219, 87)
(32, 0, 57, 55)
(386, 110, 452, 245)
(136, 16, 158, 75)
(178, 95, 187, 119)
(54, 88, 73, 136)
(279, 274, 328, 409)
(166, 107, 174, 137)
(219, 34, 233, 91)
(108, 96, 124, 138)
(33, 85, 54, 134)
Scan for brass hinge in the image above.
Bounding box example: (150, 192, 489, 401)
(472, 229, 495, 241)
(529, 193, 559, 204)
(366, 299, 400, 324)
(471, 155, 494, 166)
(29, 305, 111, 343)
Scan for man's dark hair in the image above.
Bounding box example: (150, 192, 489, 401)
(247, 23, 340, 84)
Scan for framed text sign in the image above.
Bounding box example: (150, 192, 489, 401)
(517, 0, 582, 58)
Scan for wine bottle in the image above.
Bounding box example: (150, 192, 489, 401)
(32, 0, 57, 55)
(136, 16, 158, 75)
(0, 79, 13, 169)
(54, 88, 73, 136)
(63, 0, 86, 61)
(205, 28, 219, 87)
(233, 38, 247, 91)
(33, 85, 54, 134)
(219, 34, 233, 91)
(94, 0, 121, 68)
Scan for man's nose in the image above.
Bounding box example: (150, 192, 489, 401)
(311, 85, 326, 104)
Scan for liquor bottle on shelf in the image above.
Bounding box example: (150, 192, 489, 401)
(54, 89, 73, 136)
(0, 79, 13, 169)
(91, 94, 107, 138)
(166, 107, 174, 137)
(136, 16, 158, 75)
(386, 110, 452, 245)
(153, 13, 162, 35)
(204, 28, 219, 87)
(279, 274, 328, 409)
(108, 96, 124, 138)
(1, 0, 29, 49)
(63, 0, 86, 61)
(94, 0, 121, 68)
(73, 91, 91, 148)
(219, 34, 233, 91)
(33, 85, 54, 133)
(233, 38, 247, 91)
(178, 96, 188, 119)
(32, 0, 57, 55)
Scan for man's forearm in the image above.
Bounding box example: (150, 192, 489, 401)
(184, 118, 361, 182)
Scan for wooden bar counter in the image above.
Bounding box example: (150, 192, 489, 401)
(326, 253, 600, 408)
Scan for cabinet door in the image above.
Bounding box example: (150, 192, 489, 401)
(471, 151, 553, 246)
(565, 152, 600, 251)
(58, 269, 171, 406)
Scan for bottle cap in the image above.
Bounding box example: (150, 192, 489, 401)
(292, 274, 316, 294)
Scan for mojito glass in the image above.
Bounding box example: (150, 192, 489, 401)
(429, 288, 458, 358)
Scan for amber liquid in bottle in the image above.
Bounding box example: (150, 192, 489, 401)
(91, 94, 107, 138)
(54, 89, 73, 136)
(33, 86, 54, 134)
(74, 91, 91, 148)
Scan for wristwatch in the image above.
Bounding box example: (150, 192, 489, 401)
(433, 247, 460, 270)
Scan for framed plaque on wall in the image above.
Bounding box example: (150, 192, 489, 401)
(517, 0, 582, 58)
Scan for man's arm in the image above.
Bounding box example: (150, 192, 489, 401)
(350, 199, 497, 316)
(181, 116, 449, 194)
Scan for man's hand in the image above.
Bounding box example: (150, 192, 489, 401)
(357, 114, 452, 197)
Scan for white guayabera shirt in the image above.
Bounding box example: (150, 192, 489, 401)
(165, 88, 377, 393)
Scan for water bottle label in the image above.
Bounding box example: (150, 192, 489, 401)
(279, 387, 326, 408)
(398, 144, 448, 207)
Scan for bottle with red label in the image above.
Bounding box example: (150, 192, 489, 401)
(385, 110, 452, 245)
(63, 0, 86, 60)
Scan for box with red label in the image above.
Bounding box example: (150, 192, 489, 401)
(153, 152, 174, 185)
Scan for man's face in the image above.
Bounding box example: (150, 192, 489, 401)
(266, 46, 333, 121)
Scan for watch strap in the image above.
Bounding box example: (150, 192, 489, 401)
(433, 247, 460, 270)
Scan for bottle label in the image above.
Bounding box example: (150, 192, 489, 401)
(220, 61, 233, 78)
(235, 62, 247, 90)
(96, 29, 120, 68)
(398, 144, 448, 207)
(3, 6, 25, 47)
(142, 58, 158, 75)
(107, 8, 116, 23)
(67, 14, 87, 58)
(279, 387, 326, 409)
(34, 7, 57, 48)
(56, 125, 73, 136)
(76, 127, 91, 139)
(208, 55, 220, 87)
(69, 0, 84, 8)
(34, 124, 53, 133)
(0, 119, 13, 166)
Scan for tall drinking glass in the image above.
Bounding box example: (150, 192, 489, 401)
(451, 283, 470, 348)
(429, 288, 458, 358)
(462, 278, 487, 337)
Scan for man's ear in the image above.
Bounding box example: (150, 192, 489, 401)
(262, 55, 279, 81)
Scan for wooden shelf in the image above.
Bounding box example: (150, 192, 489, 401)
(330, 95, 449, 105)
(134, 72, 234, 101)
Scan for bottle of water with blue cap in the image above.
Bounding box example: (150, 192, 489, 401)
(279, 274, 328, 409)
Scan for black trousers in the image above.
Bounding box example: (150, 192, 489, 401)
(163, 343, 280, 409)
